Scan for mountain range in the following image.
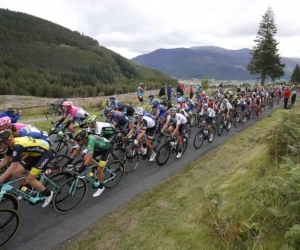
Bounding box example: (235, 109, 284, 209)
(132, 46, 300, 81)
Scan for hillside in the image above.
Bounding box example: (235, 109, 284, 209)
(132, 46, 300, 81)
(0, 9, 177, 97)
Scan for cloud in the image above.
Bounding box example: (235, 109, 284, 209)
(1, 0, 300, 59)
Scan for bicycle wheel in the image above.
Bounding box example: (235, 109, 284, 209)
(44, 155, 71, 176)
(0, 193, 19, 211)
(189, 114, 196, 127)
(53, 177, 87, 213)
(0, 208, 21, 248)
(217, 123, 224, 136)
(181, 136, 188, 154)
(186, 129, 191, 139)
(194, 130, 204, 149)
(156, 143, 171, 166)
(233, 115, 240, 128)
(122, 149, 139, 174)
(103, 160, 125, 189)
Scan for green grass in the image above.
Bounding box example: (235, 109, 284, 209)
(55, 102, 297, 249)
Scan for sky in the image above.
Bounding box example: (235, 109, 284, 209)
(1, 0, 300, 59)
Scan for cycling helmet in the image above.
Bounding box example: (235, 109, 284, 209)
(134, 107, 144, 117)
(103, 107, 112, 116)
(109, 96, 116, 100)
(176, 92, 181, 96)
(202, 91, 206, 94)
(208, 98, 214, 102)
(169, 107, 177, 114)
(222, 99, 228, 104)
(140, 83, 144, 86)
(152, 98, 159, 105)
(0, 130, 14, 142)
(148, 93, 154, 98)
(203, 104, 208, 110)
(85, 115, 97, 123)
(62, 101, 73, 107)
(73, 130, 88, 141)
(117, 101, 124, 107)
(0, 123, 17, 132)
(0, 117, 11, 126)
(185, 96, 189, 100)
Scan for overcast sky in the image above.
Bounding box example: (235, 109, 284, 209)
(1, 0, 300, 59)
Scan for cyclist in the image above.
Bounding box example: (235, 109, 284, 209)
(105, 109, 129, 145)
(108, 96, 118, 110)
(0, 130, 54, 207)
(0, 116, 29, 131)
(55, 101, 89, 133)
(145, 93, 155, 110)
(151, 98, 166, 123)
(199, 104, 215, 141)
(84, 115, 116, 141)
(0, 123, 50, 145)
(218, 99, 232, 129)
(117, 101, 135, 129)
(127, 107, 157, 161)
(160, 107, 187, 158)
(68, 130, 112, 197)
(160, 95, 173, 110)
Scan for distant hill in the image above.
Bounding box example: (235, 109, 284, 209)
(132, 46, 300, 81)
(0, 9, 177, 97)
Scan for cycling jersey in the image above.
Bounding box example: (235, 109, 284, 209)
(111, 111, 128, 126)
(185, 100, 195, 112)
(134, 116, 156, 130)
(152, 104, 166, 119)
(118, 104, 134, 117)
(18, 126, 50, 143)
(87, 122, 115, 136)
(6, 137, 50, 161)
(84, 135, 110, 154)
(15, 123, 28, 130)
(64, 106, 89, 120)
(108, 101, 118, 110)
(220, 103, 233, 110)
(167, 113, 187, 125)
(200, 108, 215, 117)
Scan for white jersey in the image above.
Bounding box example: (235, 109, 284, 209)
(87, 122, 113, 135)
(167, 113, 187, 125)
(141, 115, 156, 129)
(220, 102, 233, 110)
(200, 108, 215, 117)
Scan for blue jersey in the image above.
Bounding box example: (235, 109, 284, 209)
(152, 104, 166, 119)
(109, 101, 118, 110)
(112, 111, 128, 126)
(19, 126, 50, 143)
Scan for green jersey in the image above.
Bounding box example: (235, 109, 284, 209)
(85, 135, 110, 154)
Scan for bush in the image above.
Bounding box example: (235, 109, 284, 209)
(266, 113, 300, 164)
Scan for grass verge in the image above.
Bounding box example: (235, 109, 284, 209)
(56, 103, 298, 250)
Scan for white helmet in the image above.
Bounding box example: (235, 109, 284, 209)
(169, 107, 177, 114)
(134, 107, 144, 117)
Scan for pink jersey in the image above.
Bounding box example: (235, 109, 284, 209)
(64, 106, 87, 120)
(15, 123, 27, 130)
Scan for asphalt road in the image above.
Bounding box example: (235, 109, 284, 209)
(3, 103, 281, 250)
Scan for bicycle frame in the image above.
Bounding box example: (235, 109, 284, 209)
(0, 173, 59, 204)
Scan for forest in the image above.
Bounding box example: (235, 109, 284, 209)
(0, 9, 177, 97)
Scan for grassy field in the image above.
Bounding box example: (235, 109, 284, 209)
(53, 102, 298, 249)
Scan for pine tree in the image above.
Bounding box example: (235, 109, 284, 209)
(247, 7, 285, 86)
(291, 64, 300, 83)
